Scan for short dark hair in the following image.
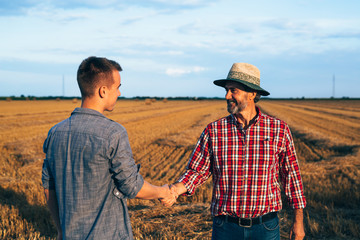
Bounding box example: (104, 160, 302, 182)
(77, 56, 122, 98)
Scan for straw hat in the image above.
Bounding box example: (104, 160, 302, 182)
(214, 63, 270, 96)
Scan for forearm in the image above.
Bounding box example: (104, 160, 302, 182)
(176, 169, 212, 196)
(135, 180, 168, 200)
(170, 182, 188, 198)
(294, 208, 304, 223)
(44, 189, 61, 233)
(290, 208, 305, 240)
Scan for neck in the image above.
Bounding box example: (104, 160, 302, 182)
(81, 97, 105, 114)
(234, 104, 257, 129)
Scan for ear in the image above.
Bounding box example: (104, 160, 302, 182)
(248, 91, 256, 101)
(98, 86, 107, 98)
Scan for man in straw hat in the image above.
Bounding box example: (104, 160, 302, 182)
(169, 63, 306, 239)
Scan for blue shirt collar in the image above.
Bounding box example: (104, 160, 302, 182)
(71, 107, 106, 118)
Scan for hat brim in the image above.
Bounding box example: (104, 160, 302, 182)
(214, 79, 270, 96)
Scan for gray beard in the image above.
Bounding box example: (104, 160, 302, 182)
(227, 100, 248, 115)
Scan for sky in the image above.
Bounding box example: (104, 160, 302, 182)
(0, 0, 359, 98)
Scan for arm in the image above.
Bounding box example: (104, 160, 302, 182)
(289, 209, 305, 240)
(135, 180, 176, 206)
(280, 125, 306, 209)
(44, 189, 62, 240)
(42, 141, 61, 239)
(174, 128, 213, 196)
(280, 125, 306, 239)
(160, 128, 213, 206)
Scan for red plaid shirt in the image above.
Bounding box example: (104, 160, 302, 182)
(178, 107, 306, 218)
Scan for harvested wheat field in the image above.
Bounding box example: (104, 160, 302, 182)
(0, 99, 359, 239)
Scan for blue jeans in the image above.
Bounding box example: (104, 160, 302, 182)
(212, 215, 280, 240)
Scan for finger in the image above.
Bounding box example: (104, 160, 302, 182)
(162, 201, 174, 207)
(159, 198, 175, 206)
(170, 188, 179, 199)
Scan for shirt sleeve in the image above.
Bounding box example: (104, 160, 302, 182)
(108, 127, 144, 199)
(42, 130, 55, 190)
(279, 125, 306, 209)
(177, 127, 212, 195)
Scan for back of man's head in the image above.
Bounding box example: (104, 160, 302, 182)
(77, 56, 122, 99)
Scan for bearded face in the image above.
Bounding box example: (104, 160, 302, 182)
(227, 93, 248, 115)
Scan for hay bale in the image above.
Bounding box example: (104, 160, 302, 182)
(145, 99, 152, 105)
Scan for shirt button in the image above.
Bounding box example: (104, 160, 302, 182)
(116, 192, 119, 196)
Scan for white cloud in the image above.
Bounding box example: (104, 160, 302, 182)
(2, 1, 360, 65)
(165, 66, 206, 76)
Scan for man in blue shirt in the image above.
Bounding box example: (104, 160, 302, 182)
(42, 56, 175, 239)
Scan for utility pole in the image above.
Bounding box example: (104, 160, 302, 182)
(62, 75, 65, 97)
(332, 74, 335, 98)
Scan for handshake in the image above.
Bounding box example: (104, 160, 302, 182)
(158, 182, 186, 207)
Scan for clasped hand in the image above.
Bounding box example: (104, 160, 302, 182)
(159, 184, 178, 207)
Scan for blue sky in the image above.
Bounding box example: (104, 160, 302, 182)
(0, 0, 359, 98)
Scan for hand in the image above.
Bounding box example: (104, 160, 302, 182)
(159, 184, 177, 207)
(169, 182, 187, 198)
(169, 184, 180, 199)
(289, 209, 305, 240)
(289, 221, 305, 240)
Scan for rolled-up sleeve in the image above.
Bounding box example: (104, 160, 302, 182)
(280, 125, 306, 209)
(108, 128, 144, 199)
(42, 132, 55, 190)
(42, 159, 55, 189)
(177, 128, 212, 195)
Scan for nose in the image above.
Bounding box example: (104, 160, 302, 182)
(225, 90, 232, 100)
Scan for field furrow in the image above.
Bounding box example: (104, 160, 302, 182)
(274, 102, 360, 125)
(258, 101, 360, 144)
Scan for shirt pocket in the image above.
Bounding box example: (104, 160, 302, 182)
(257, 137, 276, 168)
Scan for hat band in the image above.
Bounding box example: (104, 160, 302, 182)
(227, 71, 260, 86)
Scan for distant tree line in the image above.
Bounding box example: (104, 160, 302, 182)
(0, 95, 358, 101)
(0, 96, 225, 101)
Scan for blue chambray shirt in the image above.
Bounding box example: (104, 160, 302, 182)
(42, 108, 144, 240)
